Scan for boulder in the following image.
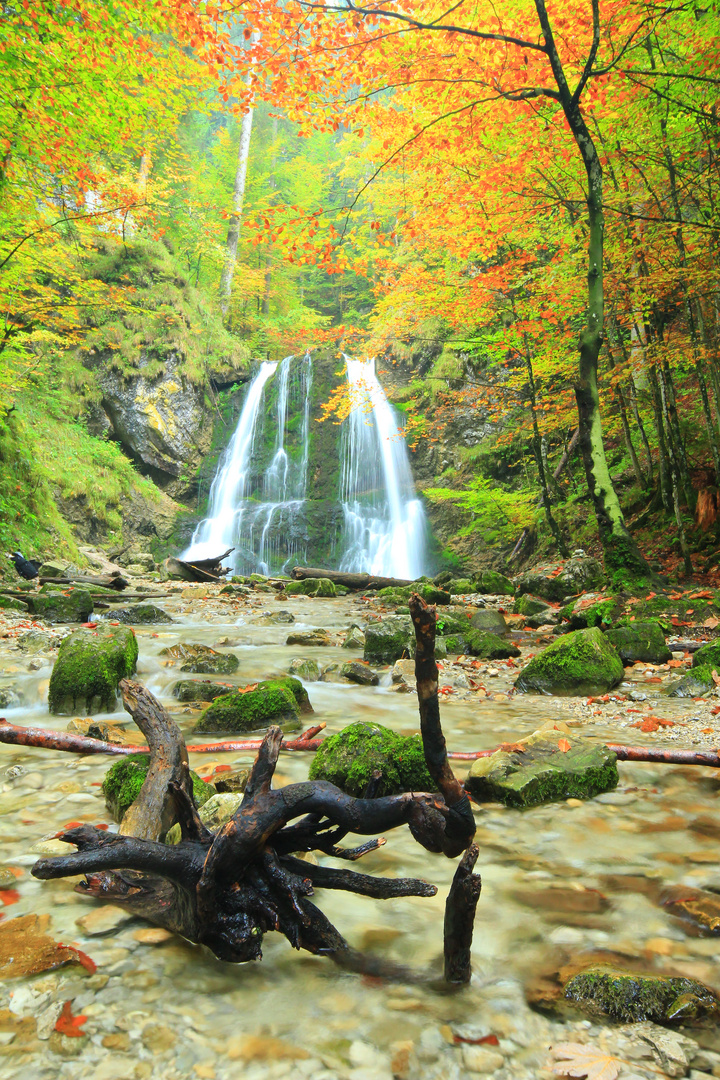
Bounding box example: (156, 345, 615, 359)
(0, 687, 22, 709)
(284, 577, 337, 597)
(16, 630, 57, 653)
(692, 639, 720, 671)
(514, 594, 552, 617)
(666, 666, 714, 697)
(465, 729, 618, 808)
(48, 624, 139, 715)
(252, 610, 295, 625)
(514, 554, 604, 602)
(363, 615, 415, 665)
(102, 753, 214, 823)
(558, 592, 622, 630)
(0, 595, 28, 613)
(444, 627, 520, 659)
(37, 558, 74, 577)
(341, 625, 366, 650)
(308, 721, 433, 796)
(604, 621, 672, 665)
(340, 661, 380, 686)
(470, 609, 508, 635)
(286, 629, 331, 647)
(563, 966, 720, 1024)
(288, 658, 321, 681)
(194, 678, 307, 734)
(160, 643, 239, 675)
(29, 585, 94, 624)
(514, 627, 624, 696)
(476, 570, 514, 596)
(377, 583, 451, 605)
(447, 578, 475, 595)
(111, 603, 174, 625)
(171, 680, 236, 703)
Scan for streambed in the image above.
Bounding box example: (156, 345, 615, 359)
(0, 588, 718, 1079)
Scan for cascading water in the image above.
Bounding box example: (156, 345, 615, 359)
(339, 356, 427, 579)
(182, 353, 313, 575)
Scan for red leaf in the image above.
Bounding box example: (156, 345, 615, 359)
(0, 890, 20, 906)
(557, 738, 571, 752)
(54, 1001, 87, 1037)
(58, 944, 96, 974)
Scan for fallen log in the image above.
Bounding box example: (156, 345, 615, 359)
(39, 574, 128, 591)
(164, 550, 234, 584)
(291, 567, 415, 589)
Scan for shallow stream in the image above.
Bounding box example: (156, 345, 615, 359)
(0, 590, 718, 1079)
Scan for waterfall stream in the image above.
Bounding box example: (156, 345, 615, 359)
(338, 356, 427, 579)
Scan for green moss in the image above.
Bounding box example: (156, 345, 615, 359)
(377, 583, 451, 605)
(693, 640, 720, 670)
(564, 966, 720, 1024)
(445, 627, 520, 659)
(268, 676, 313, 715)
(515, 627, 624, 696)
(308, 721, 434, 796)
(102, 753, 214, 822)
(171, 680, 236, 703)
(179, 650, 239, 675)
(447, 578, 474, 595)
(666, 665, 714, 697)
(195, 681, 301, 733)
(604, 621, 671, 665)
(48, 625, 138, 715)
(477, 570, 515, 596)
(0, 595, 29, 612)
(560, 596, 622, 630)
(363, 616, 415, 665)
(515, 594, 550, 617)
(285, 577, 337, 597)
(111, 603, 173, 625)
(30, 587, 94, 624)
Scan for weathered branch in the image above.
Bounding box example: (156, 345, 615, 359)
(443, 844, 482, 984)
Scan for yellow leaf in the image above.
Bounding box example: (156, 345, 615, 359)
(551, 1042, 621, 1080)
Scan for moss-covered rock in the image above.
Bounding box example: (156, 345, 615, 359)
(466, 730, 618, 807)
(340, 661, 379, 686)
(341, 625, 366, 650)
(447, 578, 475, 595)
(666, 665, 714, 697)
(564, 966, 720, 1024)
(285, 577, 337, 597)
(476, 570, 515, 596)
(171, 680, 236, 703)
(48, 624, 139, 715)
(692, 639, 720, 670)
(102, 753, 214, 822)
(288, 657, 321, 681)
(514, 594, 551, 617)
(604, 621, 671, 665)
(111, 603, 174, 624)
(559, 593, 622, 630)
(445, 627, 520, 659)
(514, 627, 623, 696)
(286, 629, 331, 646)
(515, 555, 604, 602)
(308, 721, 434, 796)
(0, 595, 29, 613)
(194, 679, 304, 733)
(377, 583, 451, 605)
(30, 586, 94, 624)
(161, 643, 240, 675)
(166, 791, 244, 844)
(272, 675, 313, 715)
(470, 609, 508, 635)
(364, 615, 415, 665)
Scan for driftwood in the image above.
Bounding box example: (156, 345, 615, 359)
(31, 595, 477, 974)
(165, 549, 234, 584)
(39, 574, 128, 591)
(444, 844, 482, 984)
(291, 566, 415, 590)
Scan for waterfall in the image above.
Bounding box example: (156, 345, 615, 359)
(339, 356, 427, 579)
(183, 353, 313, 575)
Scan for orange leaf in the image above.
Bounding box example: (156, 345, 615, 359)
(557, 738, 571, 753)
(551, 1042, 621, 1080)
(54, 1001, 87, 1037)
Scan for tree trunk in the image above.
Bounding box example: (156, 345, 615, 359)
(649, 368, 673, 513)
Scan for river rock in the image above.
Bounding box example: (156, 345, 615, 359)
(447, 578, 474, 595)
(171, 679, 236, 702)
(67, 718, 135, 744)
(285, 577, 337, 597)
(515, 554, 604, 602)
(0, 687, 22, 709)
(161, 643, 239, 675)
(253, 610, 295, 625)
(288, 658, 320, 681)
(37, 558, 75, 577)
(194, 678, 305, 733)
(341, 624, 366, 649)
(514, 627, 623, 695)
(102, 754, 215, 822)
(692, 639, 720, 670)
(444, 627, 519, 659)
(377, 583, 451, 605)
(15, 630, 57, 653)
(340, 661, 380, 686)
(475, 570, 514, 596)
(659, 884, 720, 935)
(465, 729, 618, 807)
(563, 965, 720, 1023)
(665, 667, 714, 697)
(309, 721, 433, 796)
(286, 628, 331, 647)
(166, 792, 244, 844)
(469, 609, 508, 635)
(29, 585, 93, 624)
(558, 591, 622, 630)
(110, 603, 174, 625)
(76, 905, 134, 937)
(364, 616, 414, 665)
(604, 621, 671, 665)
(0, 595, 29, 613)
(514, 594, 552, 617)
(48, 624, 139, 714)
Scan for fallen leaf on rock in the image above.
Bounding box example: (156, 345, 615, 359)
(704, 617, 720, 629)
(498, 742, 526, 753)
(558, 738, 571, 752)
(0, 914, 96, 979)
(54, 1001, 87, 1037)
(667, 659, 684, 668)
(550, 1042, 621, 1080)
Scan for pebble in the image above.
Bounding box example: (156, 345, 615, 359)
(132, 927, 173, 944)
(461, 1045, 505, 1074)
(64, 792, 101, 803)
(227, 1035, 310, 1061)
(76, 905, 134, 935)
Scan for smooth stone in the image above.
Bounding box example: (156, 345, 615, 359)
(132, 928, 173, 944)
(76, 904, 134, 935)
(460, 1045, 505, 1074)
(286, 629, 331, 647)
(288, 658, 321, 681)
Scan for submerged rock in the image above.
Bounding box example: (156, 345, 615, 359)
(29, 585, 93, 624)
(340, 661, 380, 686)
(604, 620, 671, 665)
(288, 658, 321, 681)
(48, 624, 139, 715)
(102, 754, 214, 823)
(161, 643, 239, 675)
(660, 884, 720, 936)
(285, 577, 337, 597)
(0, 687, 22, 709)
(286, 628, 331, 647)
(514, 627, 623, 695)
(465, 729, 618, 807)
(171, 679, 236, 703)
(194, 677, 309, 733)
(308, 721, 433, 796)
(364, 615, 414, 665)
(15, 630, 57, 653)
(564, 966, 720, 1024)
(110, 603, 174, 625)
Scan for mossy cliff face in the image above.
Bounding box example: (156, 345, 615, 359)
(48, 625, 139, 715)
(564, 966, 720, 1024)
(309, 721, 434, 796)
(515, 627, 623, 696)
(102, 754, 215, 822)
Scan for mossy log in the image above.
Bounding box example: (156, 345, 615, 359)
(291, 567, 415, 589)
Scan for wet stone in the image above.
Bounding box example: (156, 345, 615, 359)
(514, 626, 624, 696)
(340, 661, 380, 686)
(660, 885, 720, 936)
(171, 679, 236, 703)
(563, 965, 720, 1024)
(288, 658, 321, 681)
(341, 624, 366, 650)
(469, 609, 509, 636)
(0, 687, 22, 709)
(110, 603, 174, 624)
(309, 721, 433, 796)
(286, 629, 331, 647)
(604, 621, 672, 665)
(76, 905, 134, 936)
(364, 616, 414, 665)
